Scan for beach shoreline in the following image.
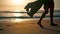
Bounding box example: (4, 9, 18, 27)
(0, 19, 60, 34)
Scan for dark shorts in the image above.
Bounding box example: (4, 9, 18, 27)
(44, 0, 54, 10)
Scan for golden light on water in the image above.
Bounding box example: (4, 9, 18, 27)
(12, 10, 23, 22)
(13, 19, 23, 22)
(13, 10, 22, 17)
(13, 13, 22, 17)
(13, 19, 30, 23)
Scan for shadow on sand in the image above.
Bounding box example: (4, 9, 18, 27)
(41, 26, 60, 33)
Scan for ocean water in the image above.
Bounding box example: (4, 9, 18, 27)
(0, 10, 60, 18)
(0, 10, 60, 22)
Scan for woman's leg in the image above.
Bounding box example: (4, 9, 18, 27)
(37, 8, 48, 27)
(50, 4, 57, 26)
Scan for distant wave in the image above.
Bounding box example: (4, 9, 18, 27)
(0, 10, 60, 19)
(0, 10, 60, 13)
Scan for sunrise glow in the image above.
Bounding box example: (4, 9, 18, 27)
(14, 10, 21, 12)
(11, 0, 25, 5)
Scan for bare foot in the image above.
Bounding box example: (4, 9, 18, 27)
(37, 23, 44, 28)
(51, 23, 58, 26)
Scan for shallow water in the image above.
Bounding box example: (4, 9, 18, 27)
(0, 10, 60, 22)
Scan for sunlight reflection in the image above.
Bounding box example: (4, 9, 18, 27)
(13, 19, 23, 22)
(13, 19, 29, 23)
(13, 10, 22, 17)
(13, 13, 22, 17)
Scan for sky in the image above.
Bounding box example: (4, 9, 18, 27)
(0, 0, 60, 11)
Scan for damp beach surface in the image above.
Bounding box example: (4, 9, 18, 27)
(0, 19, 60, 34)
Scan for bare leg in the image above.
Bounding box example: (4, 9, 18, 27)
(50, 10, 57, 26)
(50, 1, 57, 26)
(50, 10, 53, 24)
(37, 9, 48, 27)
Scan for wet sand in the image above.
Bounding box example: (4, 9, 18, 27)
(0, 19, 60, 34)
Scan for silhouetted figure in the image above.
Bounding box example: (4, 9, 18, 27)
(24, 0, 57, 28)
(24, 1, 44, 17)
(38, 0, 57, 27)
